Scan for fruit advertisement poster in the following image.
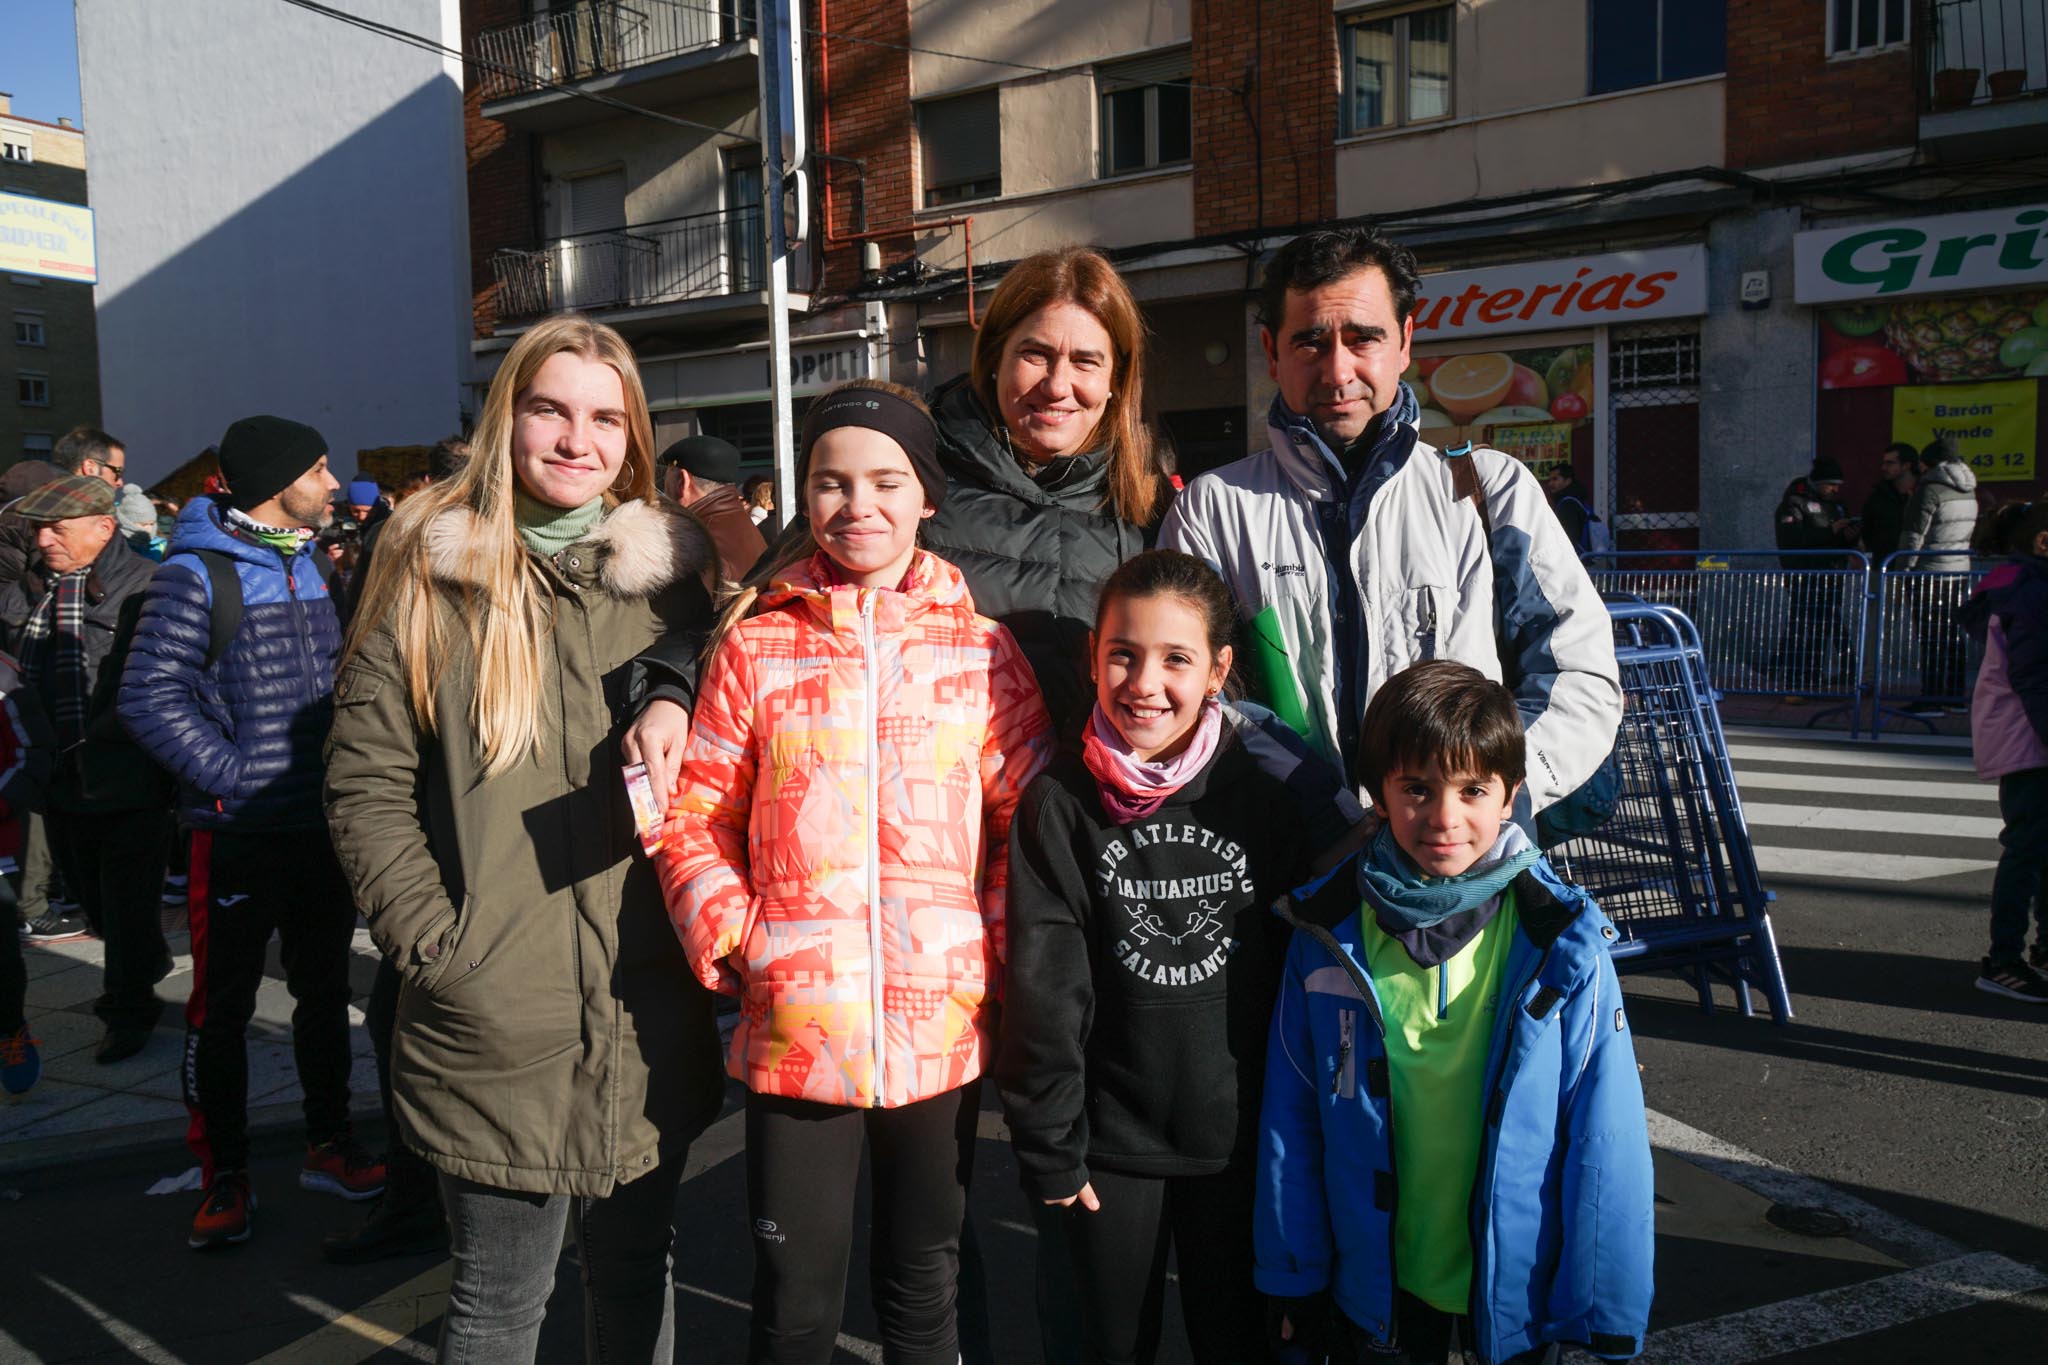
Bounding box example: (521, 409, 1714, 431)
(1891, 381, 2038, 483)
(1407, 342, 1594, 474)
(1819, 291, 2048, 388)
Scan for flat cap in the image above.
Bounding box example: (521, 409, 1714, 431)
(15, 473, 116, 522)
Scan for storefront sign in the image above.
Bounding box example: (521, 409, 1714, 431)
(790, 341, 866, 394)
(1411, 246, 1706, 341)
(1795, 205, 2048, 304)
(0, 190, 96, 284)
(1892, 380, 2039, 482)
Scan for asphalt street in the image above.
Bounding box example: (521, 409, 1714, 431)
(1, 732, 2043, 1363)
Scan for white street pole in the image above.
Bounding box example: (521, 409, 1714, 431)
(758, 0, 806, 520)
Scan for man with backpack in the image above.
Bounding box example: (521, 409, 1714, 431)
(1542, 462, 1610, 559)
(118, 416, 385, 1251)
(1158, 227, 1620, 825)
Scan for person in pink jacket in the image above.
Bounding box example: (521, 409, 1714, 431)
(1962, 500, 2048, 1003)
(659, 379, 1054, 1363)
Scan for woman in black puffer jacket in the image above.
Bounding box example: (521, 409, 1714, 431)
(920, 248, 1169, 736)
(750, 247, 1168, 740)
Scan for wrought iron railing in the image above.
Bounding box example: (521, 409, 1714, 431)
(474, 0, 757, 102)
(491, 206, 765, 320)
(1929, 0, 2048, 109)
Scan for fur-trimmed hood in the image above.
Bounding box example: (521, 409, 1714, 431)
(426, 497, 716, 598)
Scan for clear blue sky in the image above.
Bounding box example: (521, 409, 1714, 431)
(2, 0, 81, 126)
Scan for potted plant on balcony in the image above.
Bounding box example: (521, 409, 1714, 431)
(1932, 66, 1982, 109)
(1988, 69, 2028, 99)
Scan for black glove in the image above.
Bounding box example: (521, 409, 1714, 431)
(1266, 1291, 1340, 1361)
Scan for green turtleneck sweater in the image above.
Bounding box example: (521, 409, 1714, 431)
(514, 489, 605, 559)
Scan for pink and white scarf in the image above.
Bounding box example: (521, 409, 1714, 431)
(1081, 699, 1225, 824)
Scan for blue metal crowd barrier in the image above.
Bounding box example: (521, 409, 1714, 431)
(1868, 550, 1995, 738)
(1584, 550, 1871, 735)
(1557, 601, 1794, 1024)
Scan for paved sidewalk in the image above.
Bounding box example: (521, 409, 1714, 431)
(3, 903, 383, 1174)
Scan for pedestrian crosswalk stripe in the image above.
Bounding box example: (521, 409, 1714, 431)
(1740, 803, 2002, 840)
(1750, 846, 1995, 882)
(1731, 771, 1998, 802)
(1726, 742, 1978, 774)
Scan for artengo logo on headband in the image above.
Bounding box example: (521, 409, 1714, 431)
(1410, 245, 1708, 341)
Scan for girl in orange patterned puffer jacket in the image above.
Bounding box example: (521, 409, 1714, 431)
(658, 379, 1052, 1364)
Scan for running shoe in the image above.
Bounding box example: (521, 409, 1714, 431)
(2027, 941, 2047, 971)
(1976, 956, 2048, 1004)
(22, 911, 91, 943)
(1, 1024, 40, 1097)
(161, 872, 188, 906)
(301, 1136, 387, 1201)
(189, 1171, 254, 1250)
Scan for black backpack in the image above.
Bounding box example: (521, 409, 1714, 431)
(184, 547, 332, 669)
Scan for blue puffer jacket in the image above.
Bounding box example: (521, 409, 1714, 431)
(117, 497, 341, 832)
(1255, 858, 1654, 1363)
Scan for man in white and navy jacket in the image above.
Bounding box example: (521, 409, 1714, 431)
(1160, 228, 1620, 818)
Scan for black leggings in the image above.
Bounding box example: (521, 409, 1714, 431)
(1045, 1164, 1269, 1365)
(745, 1082, 979, 1365)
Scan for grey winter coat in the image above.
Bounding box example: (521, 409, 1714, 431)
(1899, 459, 1980, 574)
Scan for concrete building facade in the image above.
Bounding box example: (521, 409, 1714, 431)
(75, 0, 473, 488)
(1, 95, 99, 473)
(460, 0, 2048, 552)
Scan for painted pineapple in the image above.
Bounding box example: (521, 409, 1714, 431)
(1883, 293, 2041, 381)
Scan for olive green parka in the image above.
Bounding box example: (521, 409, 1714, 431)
(324, 497, 725, 1197)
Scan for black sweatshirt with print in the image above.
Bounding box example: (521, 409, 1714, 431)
(995, 737, 1319, 1200)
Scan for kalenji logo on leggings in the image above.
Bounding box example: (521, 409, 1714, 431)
(753, 1218, 786, 1243)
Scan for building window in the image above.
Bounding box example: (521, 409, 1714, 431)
(14, 312, 45, 347)
(21, 432, 53, 460)
(919, 89, 1001, 207)
(17, 372, 50, 406)
(1828, 0, 1907, 55)
(1588, 0, 1726, 94)
(1341, 4, 1453, 135)
(724, 148, 765, 293)
(1, 138, 30, 163)
(1099, 50, 1192, 177)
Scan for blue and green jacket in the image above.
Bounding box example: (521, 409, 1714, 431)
(1255, 856, 1654, 1362)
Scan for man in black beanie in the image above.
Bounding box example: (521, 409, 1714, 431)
(118, 416, 389, 1252)
(1774, 454, 1859, 694)
(656, 432, 765, 587)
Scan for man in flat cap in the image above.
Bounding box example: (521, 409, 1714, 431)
(119, 415, 386, 1251)
(656, 432, 765, 588)
(0, 473, 172, 1061)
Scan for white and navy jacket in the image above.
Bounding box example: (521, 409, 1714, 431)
(1159, 391, 1621, 813)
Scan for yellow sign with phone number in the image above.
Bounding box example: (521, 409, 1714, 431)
(1892, 380, 2038, 483)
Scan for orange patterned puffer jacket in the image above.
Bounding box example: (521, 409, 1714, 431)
(659, 550, 1053, 1109)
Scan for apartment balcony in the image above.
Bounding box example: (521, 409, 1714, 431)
(490, 206, 793, 335)
(475, 0, 757, 132)
(1922, 0, 2048, 157)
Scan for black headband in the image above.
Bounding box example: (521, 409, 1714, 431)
(797, 388, 946, 512)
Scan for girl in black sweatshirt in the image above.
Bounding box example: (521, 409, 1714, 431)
(997, 549, 1349, 1365)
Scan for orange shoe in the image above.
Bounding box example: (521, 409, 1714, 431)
(300, 1136, 387, 1201)
(189, 1171, 254, 1250)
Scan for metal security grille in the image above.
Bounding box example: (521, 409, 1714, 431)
(1608, 321, 1702, 540)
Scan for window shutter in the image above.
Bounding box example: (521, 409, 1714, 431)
(569, 169, 627, 235)
(1098, 48, 1192, 92)
(921, 89, 1001, 188)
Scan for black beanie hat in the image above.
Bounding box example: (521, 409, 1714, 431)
(797, 386, 945, 512)
(657, 433, 742, 486)
(1809, 455, 1844, 483)
(218, 415, 328, 510)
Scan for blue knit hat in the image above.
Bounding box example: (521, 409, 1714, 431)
(347, 479, 379, 506)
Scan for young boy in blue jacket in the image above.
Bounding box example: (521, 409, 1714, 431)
(1256, 660, 1653, 1364)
